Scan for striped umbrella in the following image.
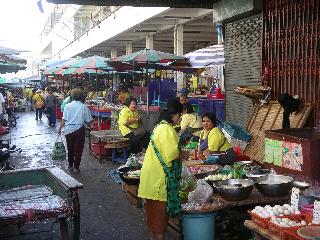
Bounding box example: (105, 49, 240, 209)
(185, 44, 225, 68)
(113, 48, 186, 68)
(66, 55, 113, 70)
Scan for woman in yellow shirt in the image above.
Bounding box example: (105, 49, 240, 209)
(179, 103, 202, 145)
(197, 112, 235, 166)
(138, 99, 183, 240)
(118, 97, 147, 154)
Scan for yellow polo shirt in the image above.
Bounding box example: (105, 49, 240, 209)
(138, 122, 179, 202)
(118, 107, 140, 136)
(199, 127, 231, 151)
(180, 113, 202, 137)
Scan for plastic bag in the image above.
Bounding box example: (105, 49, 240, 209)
(188, 179, 213, 203)
(180, 164, 197, 193)
(52, 135, 66, 160)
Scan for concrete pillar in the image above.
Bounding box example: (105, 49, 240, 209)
(174, 24, 183, 56)
(146, 34, 154, 49)
(126, 42, 133, 55)
(111, 48, 117, 59)
(215, 22, 224, 92)
(174, 24, 184, 91)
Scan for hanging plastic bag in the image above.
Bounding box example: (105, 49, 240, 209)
(52, 135, 66, 160)
(180, 164, 197, 193)
(188, 179, 213, 203)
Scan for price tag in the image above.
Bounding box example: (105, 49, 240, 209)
(312, 200, 320, 224)
(290, 187, 300, 211)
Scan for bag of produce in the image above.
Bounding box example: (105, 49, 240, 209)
(180, 164, 197, 193)
(188, 179, 213, 203)
(52, 135, 66, 161)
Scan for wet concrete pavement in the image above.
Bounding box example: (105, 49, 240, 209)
(0, 110, 176, 240)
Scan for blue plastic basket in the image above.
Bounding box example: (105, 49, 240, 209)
(223, 122, 251, 143)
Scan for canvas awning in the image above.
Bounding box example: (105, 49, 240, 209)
(185, 44, 225, 68)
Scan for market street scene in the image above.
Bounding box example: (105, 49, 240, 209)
(0, 0, 320, 240)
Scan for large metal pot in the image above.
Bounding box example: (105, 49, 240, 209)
(213, 179, 254, 201)
(255, 174, 294, 197)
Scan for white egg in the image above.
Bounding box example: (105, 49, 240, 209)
(275, 205, 281, 209)
(282, 218, 289, 222)
(271, 217, 277, 221)
(279, 214, 284, 216)
(273, 209, 279, 216)
(301, 220, 306, 225)
(280, 222, 287, 227)
(283, 210, 290, 215)
(295, 210, 301, 215)
(288, 221, 295, 226)
(283, 204, 290, 208)
(256, 206, 264, 211)
(277, 207, 284, 213)
(269, 211, 275, 216)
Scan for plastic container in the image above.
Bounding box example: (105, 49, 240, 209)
(248, 210, 270, 229)
(223, 122, 251, 143)
(91, 142, 110, 156)
(222, 129, 248, 152)
(93, 120, 110, 131)
(181, 213, 216, 240)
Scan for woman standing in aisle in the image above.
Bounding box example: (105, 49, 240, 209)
(45, 88, 57, 126)
(57, 89, 92, 173)
(138, 99, 183, 240)
(33, 89, 44, 121)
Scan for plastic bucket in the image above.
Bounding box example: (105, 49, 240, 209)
(181, 213, 216, 240)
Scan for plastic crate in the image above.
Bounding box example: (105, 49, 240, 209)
(248, 210, 270, 229)
(268, 215, 305, 235)
(222, 129, 248, 152)
(223, 122, 251, 143)
(91, 142, 110, 156)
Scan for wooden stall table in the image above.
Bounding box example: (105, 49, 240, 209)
(89, 130, 122, 162)
(170, 189, 289, 238)
(244, 220, 280, 240)
(104, 140, 130, 164)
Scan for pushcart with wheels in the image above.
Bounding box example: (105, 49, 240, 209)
(0, 166, 83, 239)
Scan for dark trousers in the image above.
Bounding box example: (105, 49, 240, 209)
(47, 106, 56, 125)
(36, 108, 43, 120)
(65, 126, 85, 169)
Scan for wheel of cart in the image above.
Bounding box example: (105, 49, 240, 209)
(0, 166, 83, 240)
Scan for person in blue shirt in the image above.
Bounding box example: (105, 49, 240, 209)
(57, 89, 92, 173)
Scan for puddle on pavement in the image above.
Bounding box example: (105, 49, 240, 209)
(0, 111, 66, 170)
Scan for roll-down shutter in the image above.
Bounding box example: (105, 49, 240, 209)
(224, 14, 262, 127)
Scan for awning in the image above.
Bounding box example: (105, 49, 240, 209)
(185, 44, 225, 68)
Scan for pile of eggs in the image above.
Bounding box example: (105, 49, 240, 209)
(270, 217, 307, 227)
(251, 204, 301, 218)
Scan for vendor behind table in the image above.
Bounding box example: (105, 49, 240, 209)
(194, 112, 235, 166)
(118, 97, 149, 154)
(179, 102, 202, 146)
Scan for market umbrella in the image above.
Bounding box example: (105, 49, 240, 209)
(112, 49, 186, 113)
(113, 48, 185, 67)
(0, 63, 26, 74)
(66, 55, 113, 70)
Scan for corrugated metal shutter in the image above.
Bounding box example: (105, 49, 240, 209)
(224, 14, 262, 128)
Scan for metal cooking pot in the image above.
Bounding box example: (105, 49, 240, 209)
(255, 174, 294, 197)
(213, 179, 254, 201)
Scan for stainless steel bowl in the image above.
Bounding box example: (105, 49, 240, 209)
(246, 169, 271, 183)
(255, 174, 294, 197)
(213, 179, 254, 201)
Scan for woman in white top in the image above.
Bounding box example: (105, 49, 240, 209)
(58, 89, 92, 173)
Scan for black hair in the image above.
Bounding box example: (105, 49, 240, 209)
(202, 112, 217, 127)
(124, 97, 137, 107)
(183, 102, 195, 114)
(159, 99, 183, 123)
